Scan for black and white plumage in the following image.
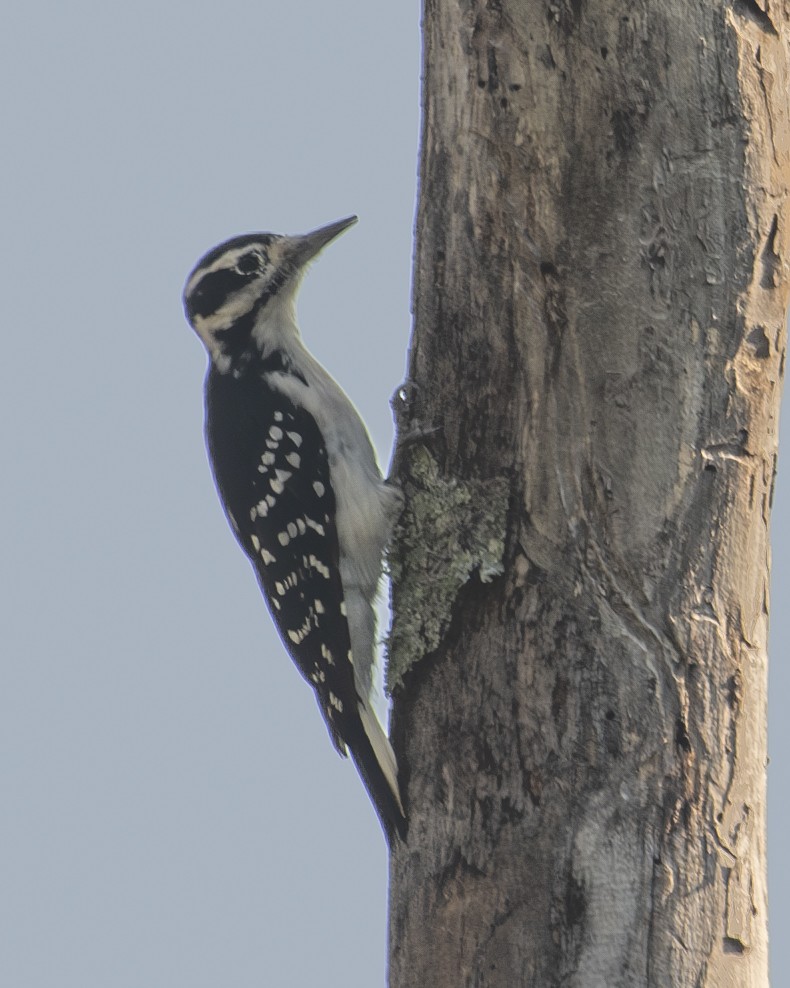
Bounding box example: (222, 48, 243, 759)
(182, 217, 405, 841)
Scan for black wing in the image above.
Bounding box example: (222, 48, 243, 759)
(204, 365, 357, 754)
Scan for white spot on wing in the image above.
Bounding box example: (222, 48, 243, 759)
(305, 516, 326, 536)
(288, 618, 311, 644)
(269, 425, 284, 441)
(286, 430, 302, 447)
(308, 554, 330, 579)
(286, 452, 301, 468)
(312, 481, 325, 497)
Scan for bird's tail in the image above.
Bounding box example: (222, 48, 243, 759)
(351, 700, 407, 843)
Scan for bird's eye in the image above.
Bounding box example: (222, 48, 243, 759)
(236, 251, 264, 276)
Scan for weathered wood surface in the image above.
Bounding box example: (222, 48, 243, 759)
(389, 2, 789, 985)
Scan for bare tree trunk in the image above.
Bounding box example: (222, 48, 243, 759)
(388, 2, 789, 986)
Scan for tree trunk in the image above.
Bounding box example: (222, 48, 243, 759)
(388, 2, 789, 986)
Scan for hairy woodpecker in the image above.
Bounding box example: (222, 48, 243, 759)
(182, 217, 405, 841)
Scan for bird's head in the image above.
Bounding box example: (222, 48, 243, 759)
(183, 216, 357, 367)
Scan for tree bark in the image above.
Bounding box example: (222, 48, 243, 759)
(388, 2, 789, 986)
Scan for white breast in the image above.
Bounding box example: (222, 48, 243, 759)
(265, 346, 397, 592)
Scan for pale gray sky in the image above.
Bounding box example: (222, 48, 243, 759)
(1, 3, 786, 985)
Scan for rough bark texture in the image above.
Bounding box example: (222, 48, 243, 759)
(388, 2, 789, 986)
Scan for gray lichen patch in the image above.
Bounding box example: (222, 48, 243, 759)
(386, 446, 509, 692)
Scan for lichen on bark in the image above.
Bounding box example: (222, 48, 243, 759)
(386, 445, 508, 692)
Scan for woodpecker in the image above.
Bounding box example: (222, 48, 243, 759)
(182, 217, 405, 841)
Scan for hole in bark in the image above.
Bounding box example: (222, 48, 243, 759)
(747, 325, 770, 358)
(540, 261, 558, 278)
(539, 45, 556, 70)
(704, 463, 717, 473)
(501, 797, 523, 823)
(565, 875, 586, 926)
(487, 47, 500, 90)
(500, 98, 508, 109)
(724, 937, 746, 954)
(605, 709, 616, 721)
(552, 675, 568, 722)
(760, 215, 780, 289)
(600, 46, 608, 59)
(611, 107, 637, 154)
(675, 718, 691, 753)
(733, 0, 778, 37)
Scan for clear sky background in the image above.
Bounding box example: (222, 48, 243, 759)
(1, 3, 786, 985)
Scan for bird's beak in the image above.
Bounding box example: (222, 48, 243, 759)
(291, 216, 358, 267)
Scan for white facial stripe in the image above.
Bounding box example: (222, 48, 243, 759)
(185, 243, 274, 299)
(190, 279, 262, 336)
